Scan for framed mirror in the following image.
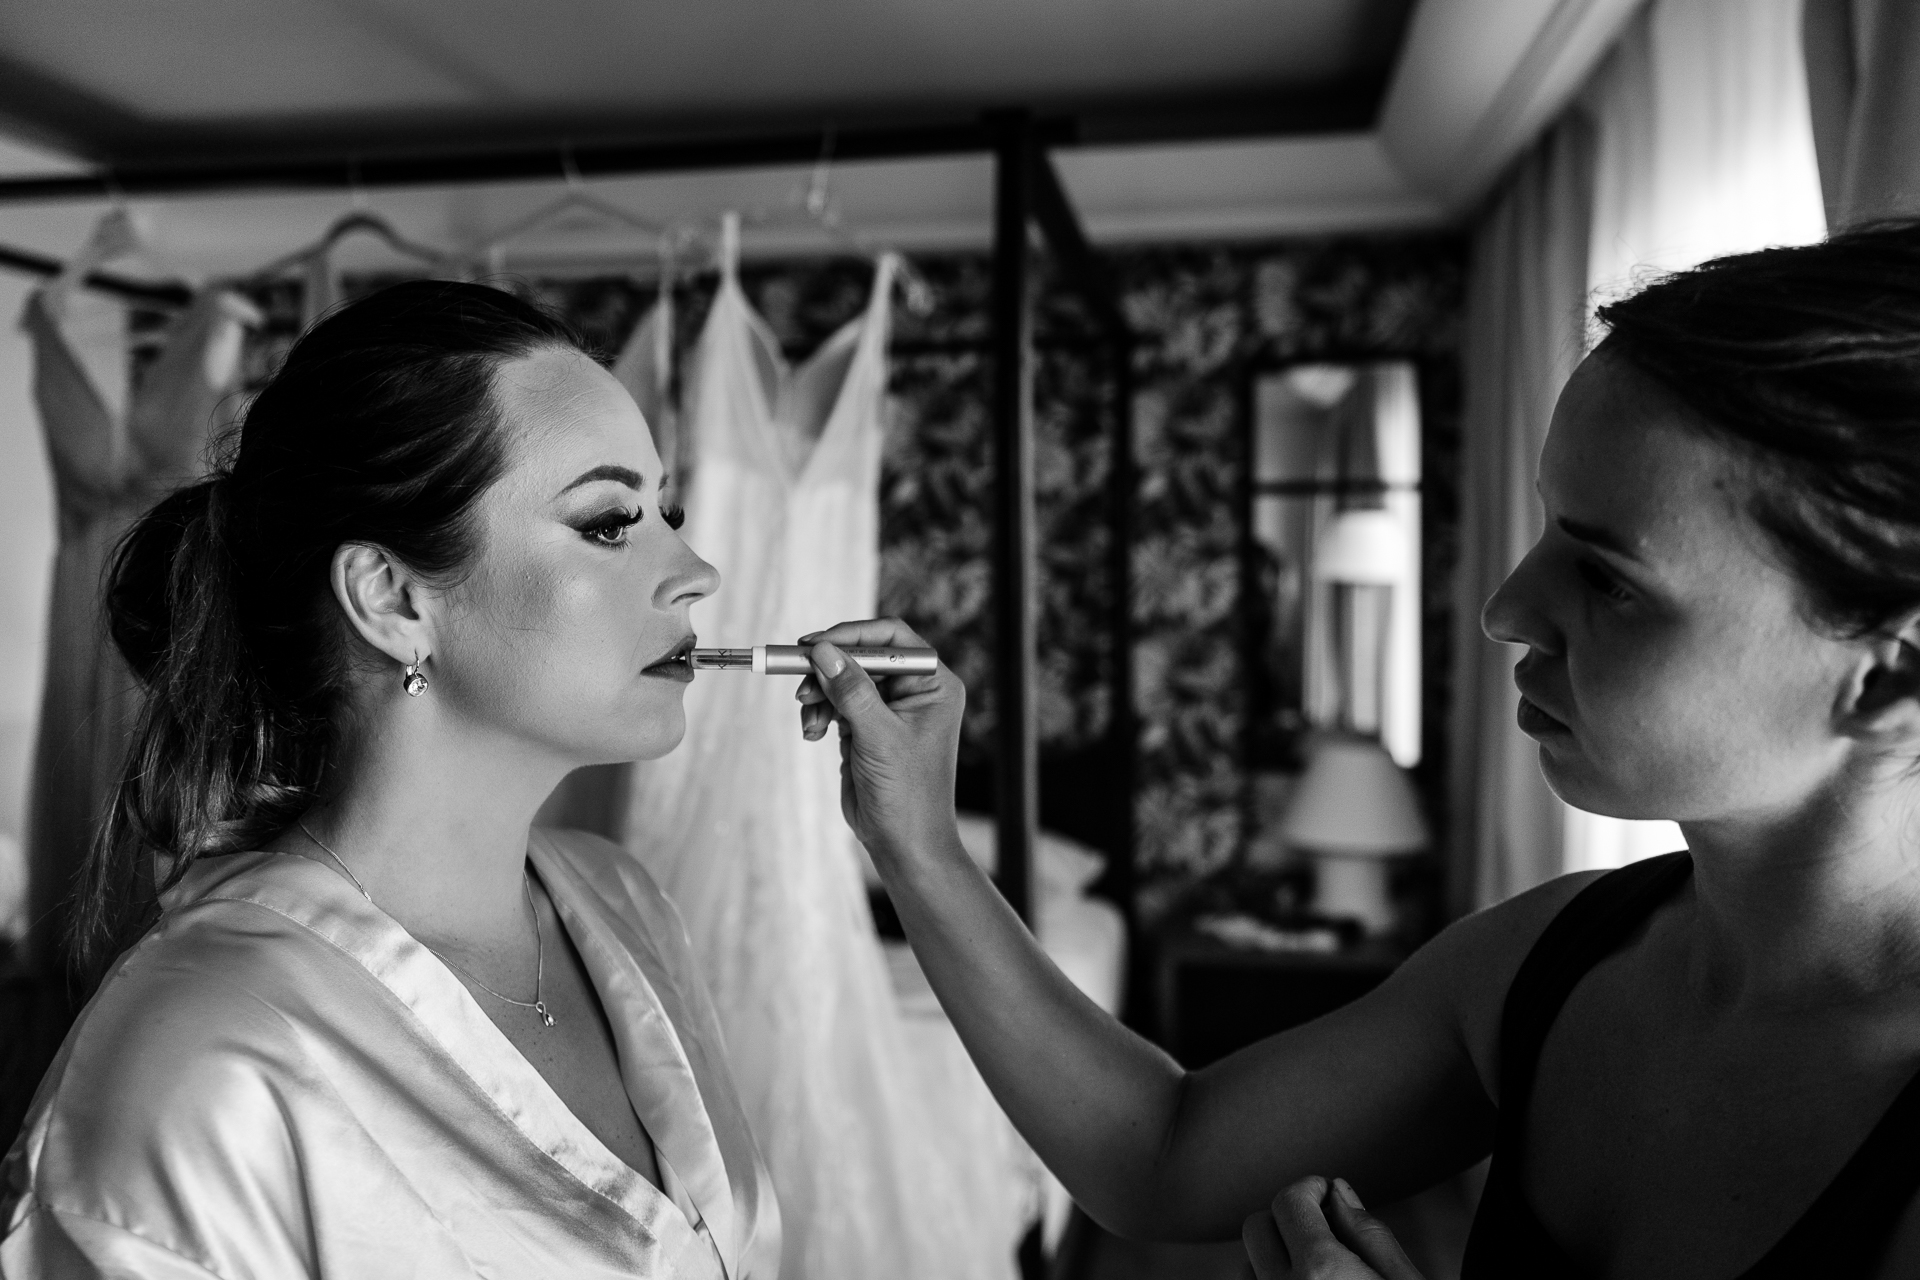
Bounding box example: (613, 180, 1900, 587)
(1243, 360, 1423, 858)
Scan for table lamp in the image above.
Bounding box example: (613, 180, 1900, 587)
(1281, 734, 1428, 933)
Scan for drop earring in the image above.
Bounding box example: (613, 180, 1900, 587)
(402, 651, 429, 697)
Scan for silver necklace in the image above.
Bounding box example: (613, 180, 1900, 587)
(297, 821, 555, 1028)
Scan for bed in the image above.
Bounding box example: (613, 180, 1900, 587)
(875, 812, 1129, 1255)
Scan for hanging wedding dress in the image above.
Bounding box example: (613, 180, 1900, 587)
(621, 217, 1022, 1280)
(21, 212, 258, 973)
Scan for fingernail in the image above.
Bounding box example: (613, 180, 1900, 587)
(817, 645, 845, 677)
(1334, 1178, 1363, 1211)
(799, 632, 821, 644)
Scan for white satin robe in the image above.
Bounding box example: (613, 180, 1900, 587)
(0, 830, 780, 1279)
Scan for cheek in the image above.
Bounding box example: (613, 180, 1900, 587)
(1564, 610, 1840, 812)
(451, 548, 640, 705)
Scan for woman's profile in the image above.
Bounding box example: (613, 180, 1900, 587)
(802, 223, 1920, 1278)
(0, 282, 779, 1277)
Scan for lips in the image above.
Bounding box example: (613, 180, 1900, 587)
(1516, 696, 1570, 737)
(642, 635, 698, 682)
(1512, 664, 1572, 737)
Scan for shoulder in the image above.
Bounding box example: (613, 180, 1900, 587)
(12, 879, 359, 1190)
(6, 924, 320, 1269)
(1388, 869, 1611, 1106)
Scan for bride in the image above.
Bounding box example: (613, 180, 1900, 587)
(0, 281, 779, 1278)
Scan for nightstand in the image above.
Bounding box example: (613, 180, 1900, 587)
(1152, 926, 1403, 1067)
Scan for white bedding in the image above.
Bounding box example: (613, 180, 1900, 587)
(879, 814, 1129, 1255)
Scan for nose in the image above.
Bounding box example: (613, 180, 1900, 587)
(1481, 541, 1561, 654)
(657, 537, 721, 609)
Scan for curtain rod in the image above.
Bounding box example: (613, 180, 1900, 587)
(0, 115, 1080, 204)
(0, 243, 193, 306)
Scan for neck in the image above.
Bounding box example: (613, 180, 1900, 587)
(1679, 758, 1920, 1011)
(290, 694, 571, 957)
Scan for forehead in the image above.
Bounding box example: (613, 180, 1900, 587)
(489, 345, 658, 491)
(1541, 354, 1756, 567)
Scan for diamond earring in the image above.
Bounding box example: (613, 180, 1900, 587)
(402, 651, 429, 697)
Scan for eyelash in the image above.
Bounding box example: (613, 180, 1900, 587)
(1576, 559, 1634, 603)
(579, 503, 686, 547)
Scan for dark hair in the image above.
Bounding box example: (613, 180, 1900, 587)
(1597, 221, 1920, 637)
(78, 280, 582, 980)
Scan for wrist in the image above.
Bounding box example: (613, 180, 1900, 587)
(864, 816, 966, 881)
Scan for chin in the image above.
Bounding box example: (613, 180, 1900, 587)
(625, 709, 687, 762)
(1537, 746, 1626, 816)
(1540, 748, 1688, 822)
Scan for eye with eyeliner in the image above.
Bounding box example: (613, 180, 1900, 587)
(577, 500, 687, 546)
(578, 506, 642, 547)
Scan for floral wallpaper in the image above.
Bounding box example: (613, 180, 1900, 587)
(331, 235, 1464, 901)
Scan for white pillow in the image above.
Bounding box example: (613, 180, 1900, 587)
(954, 811, 1107, 898)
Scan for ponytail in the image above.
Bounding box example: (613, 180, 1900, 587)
(74, 280, 582, 982)
(77, 478, 325, 973)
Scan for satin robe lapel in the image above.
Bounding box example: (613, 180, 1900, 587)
(165, 852, 704, 1259)
(529, 834, 751, 1280)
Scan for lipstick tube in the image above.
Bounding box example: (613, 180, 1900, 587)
(688, 645, 938, 675)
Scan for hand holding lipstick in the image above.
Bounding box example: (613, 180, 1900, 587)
(792, 616, 965, 865)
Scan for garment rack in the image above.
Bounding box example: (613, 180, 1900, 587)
(0, 109, 1136, 932)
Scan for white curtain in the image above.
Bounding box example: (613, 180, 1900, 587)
(1803, 0, 1920, 229)
(1565, 0, 1826, 874)
(1588, 0, 1827, 297)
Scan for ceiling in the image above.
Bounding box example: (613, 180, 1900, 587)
(0, 0, 1413, 160)
(0, 0, 1645, 262)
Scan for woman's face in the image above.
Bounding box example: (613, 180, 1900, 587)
(1482, 353, 1866, 824)
(426, 345, 718, 765)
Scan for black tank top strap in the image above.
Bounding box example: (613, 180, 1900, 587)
(1492, 853, 1695, 1136)
(1462, 853, 1694, 1278)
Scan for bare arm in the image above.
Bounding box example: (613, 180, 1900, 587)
(798, 618, 1593, 1241)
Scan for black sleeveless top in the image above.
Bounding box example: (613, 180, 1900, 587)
(1460, 853, 1920, 1278)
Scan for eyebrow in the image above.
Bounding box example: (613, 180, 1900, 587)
(1557, 516, 1643, 561)
(556, 464, 645, 497)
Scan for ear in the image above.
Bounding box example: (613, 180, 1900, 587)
(329, 543, 437, 672)
(1839, 609, 1920, 746)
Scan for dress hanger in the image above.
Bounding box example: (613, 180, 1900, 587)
(470, 150, 669, 275)
(249, 208, 448, 283)
(730, 133, 935, 316)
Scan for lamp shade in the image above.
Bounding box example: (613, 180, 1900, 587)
(1281, 736, 1429, 857)
(1313, 509, 1407, 584)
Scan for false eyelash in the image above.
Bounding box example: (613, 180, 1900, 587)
(663, 504, 686, 531)
(581, 508, 643, 546)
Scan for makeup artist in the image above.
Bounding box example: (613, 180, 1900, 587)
(801, 223, 1920, 1278)
(2, 282, 779, 1277)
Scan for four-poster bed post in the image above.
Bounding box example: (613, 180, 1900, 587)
(989, 111, 1039, 924)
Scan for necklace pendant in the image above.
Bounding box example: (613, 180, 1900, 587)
(535, 1000, 555, 1028)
